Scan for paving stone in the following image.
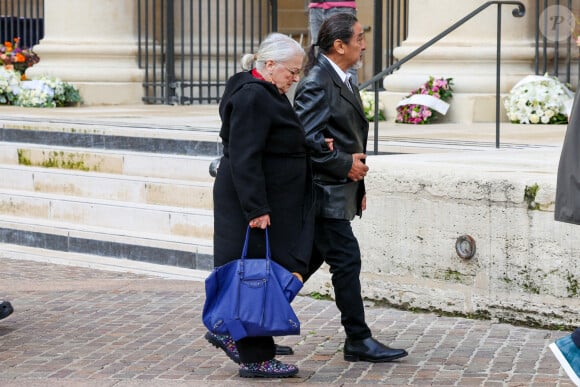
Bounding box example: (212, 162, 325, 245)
(0, 256, 575, 385)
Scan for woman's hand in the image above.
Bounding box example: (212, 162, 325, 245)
(249, 214, 271, 229)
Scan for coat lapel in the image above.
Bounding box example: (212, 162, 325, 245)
(318, 56, 366, 122)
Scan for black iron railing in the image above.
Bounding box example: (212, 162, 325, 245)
(361, 1, 526, 153)
(534, 0, 577, 86)
(0, 0, 44, 48)
(138, 0, 278, 105)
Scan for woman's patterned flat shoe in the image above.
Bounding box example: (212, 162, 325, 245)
(239, 359, 298, 378)
(204, 331, 240, 364)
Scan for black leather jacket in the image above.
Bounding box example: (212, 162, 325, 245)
(294, 55, 368, 220)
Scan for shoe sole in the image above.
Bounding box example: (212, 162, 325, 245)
(275, 344, 294, 356)
(344, 351, 408, 363)
(239, 369, 298, 378)
(549, 342, 580, 386)
(204, 332, 240, 364)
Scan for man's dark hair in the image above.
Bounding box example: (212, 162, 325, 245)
(304, 12, 358, 76)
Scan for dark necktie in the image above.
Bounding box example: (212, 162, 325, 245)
(345, 74, 353, 93)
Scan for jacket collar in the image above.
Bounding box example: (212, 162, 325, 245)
(317, 54, 366, 120)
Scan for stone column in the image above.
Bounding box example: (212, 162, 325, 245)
(381, 0, 541, 122)
(27, 0, 144, 105)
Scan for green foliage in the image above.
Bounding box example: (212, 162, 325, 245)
(524, 183, 540, 210)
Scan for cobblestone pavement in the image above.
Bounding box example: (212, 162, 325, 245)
(0, 256, 575, 386)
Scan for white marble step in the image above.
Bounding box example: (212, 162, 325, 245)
(0, 164, 214, 210)
(0, 188, 213, 240)
(0, 215, 214, 270)
(0, 242, 210, 281)
(0, 142, 218, 182)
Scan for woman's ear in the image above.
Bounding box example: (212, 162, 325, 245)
(265, 59, 276, 72)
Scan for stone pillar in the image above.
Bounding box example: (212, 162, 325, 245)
(27, 0, 144, 105)
(381, 0, 540, 122)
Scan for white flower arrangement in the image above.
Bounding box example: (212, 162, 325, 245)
(16, 76, 81, 108)
(504, 74, 573, 124)
(360, 90, 386, 121)
(0, 67, 21, 104)
(0, 70, 81, 108)
(17, 79, 55, 107)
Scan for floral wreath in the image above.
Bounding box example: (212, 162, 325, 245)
(395, 76, 454, 124)
(504, 74, 572, 124)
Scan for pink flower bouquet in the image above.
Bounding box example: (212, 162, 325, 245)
(396, 76, 454, 124)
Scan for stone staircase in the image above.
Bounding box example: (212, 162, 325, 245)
(0, 119, 222, 272)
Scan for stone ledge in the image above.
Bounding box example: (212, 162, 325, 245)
(303, 148, 579, 328)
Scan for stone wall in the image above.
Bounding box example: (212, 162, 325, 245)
(301, 150, 580, 328)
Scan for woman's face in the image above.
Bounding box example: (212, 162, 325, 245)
(266, 54, 304, 94)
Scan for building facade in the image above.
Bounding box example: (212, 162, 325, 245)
(25, 0, 579, 122)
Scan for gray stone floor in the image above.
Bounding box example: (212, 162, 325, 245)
(0, 256, 575, 386)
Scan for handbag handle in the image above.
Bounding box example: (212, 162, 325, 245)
(239, 226, 271, 277)
(240, 226, 271, 259)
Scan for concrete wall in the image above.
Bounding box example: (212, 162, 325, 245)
(302, 149, 580, 328)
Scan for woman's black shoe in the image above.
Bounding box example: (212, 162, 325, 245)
(0, 301, 13, 320)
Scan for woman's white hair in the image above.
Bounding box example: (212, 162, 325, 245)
(241, 33, 304, 71)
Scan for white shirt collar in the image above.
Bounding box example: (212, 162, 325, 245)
(322, 54, 349, 83)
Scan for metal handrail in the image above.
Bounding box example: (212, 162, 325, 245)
(361, 1, 526, 154)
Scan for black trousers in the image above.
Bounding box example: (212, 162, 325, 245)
(236, 336, 275, 364)
(305, 217, 372, 340)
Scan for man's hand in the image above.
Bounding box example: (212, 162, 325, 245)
(324, 138, 334, 151)
(348, 153, 368, 182)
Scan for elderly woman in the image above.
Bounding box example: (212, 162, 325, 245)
(204, 33, 313, 378)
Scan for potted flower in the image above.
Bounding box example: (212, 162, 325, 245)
(0, 38, 40, 79)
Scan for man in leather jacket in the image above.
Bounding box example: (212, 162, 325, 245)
(294, 12, 408, 363)
(308, 0, 358, 84)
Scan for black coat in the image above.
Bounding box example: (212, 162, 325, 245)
(555, 88, 580, 225)
(213, 71, 314, 275)
(294, 55, 368, 220)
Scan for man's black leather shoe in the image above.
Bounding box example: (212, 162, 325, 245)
(344, 337, 408, 362)
(275, 344, 294, 356)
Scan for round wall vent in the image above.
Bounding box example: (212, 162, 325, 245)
(455, 235, 476, 259)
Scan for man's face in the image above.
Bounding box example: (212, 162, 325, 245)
(344, 22, 366, 69)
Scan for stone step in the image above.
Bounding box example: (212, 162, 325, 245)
(0, 142, 218, 182)
(0, 116, 220, 271)
(0, 164, 213, 210)
(0, 215, 213, 271)
(0, 242, 209, 280)
(0, 121, 222, 156)
(0, 189, 213, 240)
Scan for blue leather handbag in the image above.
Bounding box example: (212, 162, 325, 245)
(202, 226, 303, 341)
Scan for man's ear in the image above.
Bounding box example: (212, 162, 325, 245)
(333, 39, 345, 55)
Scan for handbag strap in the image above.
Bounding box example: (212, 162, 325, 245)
(239, 226, 271, 276)
(241, 225, 271, 259)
